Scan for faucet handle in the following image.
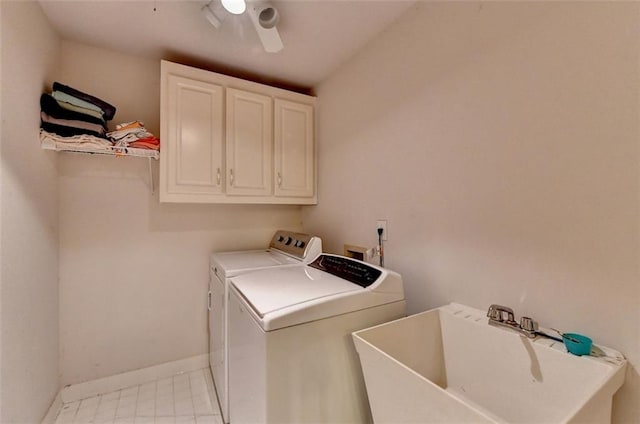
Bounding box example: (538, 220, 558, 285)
(520, 316, 538, 332)
(487, 305, 502, 321)
(487, 304, 515, 323)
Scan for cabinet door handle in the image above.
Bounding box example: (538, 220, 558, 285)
(229, 169, 234, 186)
(216, 168, 221, 186)
(277, 172, 282, 187)
(207, 290, 212, 311)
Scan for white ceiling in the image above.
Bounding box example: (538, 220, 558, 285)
(39, 0, 416, 93)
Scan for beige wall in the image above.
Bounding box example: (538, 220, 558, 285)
(56, 41, 303, 385)
(0, 1, 61, 422)
(302, 2, 639, 422)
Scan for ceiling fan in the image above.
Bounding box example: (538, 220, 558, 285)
(201, 0, 284, 53)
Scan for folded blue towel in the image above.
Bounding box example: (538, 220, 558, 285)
(40, 94, 106, 128)
(52, 82, 116, 121)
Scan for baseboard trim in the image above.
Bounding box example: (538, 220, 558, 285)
(60, 354, 209, 403)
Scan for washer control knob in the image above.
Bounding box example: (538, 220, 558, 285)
(284, 237, 293, 245)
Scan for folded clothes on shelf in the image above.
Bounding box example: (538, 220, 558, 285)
(40, 111, 106, 136)
(40, 129, 112, 150)
(40, 129, 160, 159)
(52, 81, 117, 121)
(40, 93, 107, 129)
(39, 84, 161, 156)
(55, 99, 105, 121)
(108, 121, 160, 151)
(40, 82, 116, 142)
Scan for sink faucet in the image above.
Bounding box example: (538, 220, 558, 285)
(487, 304, 538, 338)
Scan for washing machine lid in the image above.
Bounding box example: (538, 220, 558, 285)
(232, 266, 359, 317)
(211, 250, 301, 278)
(230, 256, 405, 331)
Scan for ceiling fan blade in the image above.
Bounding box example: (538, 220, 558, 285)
(255, 26, 283, 53)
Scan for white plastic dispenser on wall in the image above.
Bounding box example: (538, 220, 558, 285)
(342, 220, 388, 266)
(344, 244, 368, 261)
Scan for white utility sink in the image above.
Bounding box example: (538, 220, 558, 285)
(352, 303, 626, 424)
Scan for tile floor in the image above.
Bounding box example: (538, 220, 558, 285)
(54, 368, 222, 424)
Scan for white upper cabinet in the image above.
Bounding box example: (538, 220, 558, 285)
(274, 99, 314, 198)
(226, 88, 272, 196)
(160, 61, 316, 204)
(161, 73, 224, 202)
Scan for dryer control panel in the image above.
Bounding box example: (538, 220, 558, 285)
(269, 230, 322, 261)
(310, 254, 382, 288)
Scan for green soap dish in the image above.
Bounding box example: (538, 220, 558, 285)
(563, 333, 592, 356)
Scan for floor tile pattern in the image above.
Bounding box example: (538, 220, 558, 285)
(54, 368, 222, 424)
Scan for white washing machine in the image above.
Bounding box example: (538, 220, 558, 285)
(227, 254, 406, 424)
(208, 230, 322, 423)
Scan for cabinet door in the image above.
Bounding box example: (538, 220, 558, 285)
(274, 99, 314, 198)
(226, 88, 272, 196)
(161, 74, 224, 202)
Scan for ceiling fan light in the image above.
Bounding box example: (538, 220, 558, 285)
(258, 6, 279, 29)
(221, 0, 246, 15)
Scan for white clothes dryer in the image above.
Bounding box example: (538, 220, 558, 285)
(227, 254, 406, 424)
(208, 230, 322, 423)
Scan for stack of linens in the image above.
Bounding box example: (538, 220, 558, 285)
(107, 121, 160, 152)
(39, 82, 116, 151)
